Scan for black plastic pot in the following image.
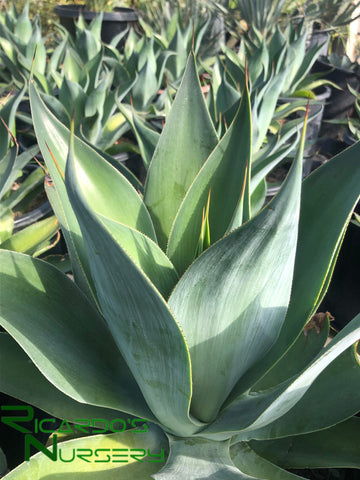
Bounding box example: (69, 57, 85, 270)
(54, 5, 138, 47)
(312, 59, 360, 120)
(307, 29, 330, 56)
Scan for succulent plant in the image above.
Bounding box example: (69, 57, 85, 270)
(0, 53, 359, 479)
(0, 2, 49, 90)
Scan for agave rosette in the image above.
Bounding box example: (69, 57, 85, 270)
(0, 53, 360, 479)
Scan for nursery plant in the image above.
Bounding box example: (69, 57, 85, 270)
(291, 0, 360, 30)
(223, 19, 329, 101)
(0, 2, 49, 90)
(138, 9, 219, 85)
(35, 13, 135, 152)
(208, 0, 288, 42)
(0, 52, 360, 479)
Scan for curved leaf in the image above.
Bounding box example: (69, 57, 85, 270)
(252, 318, 330, 391)
(0, 250, 154, 420)
(244, 343, 360, 440)
(95, 213, 178, 299)
(144, 52, 218, 249)
(169, 132, 303, 423)
(61, 122, 156, 241)
(0, 216, 59, 256)
(153, 436, 248, 479)
(0, 83, 26, 159)
(2, 425, 167, 480)
(118, 104, 160, 170)
(167, 80, 252, 275)
(232, 140, 360, 396)
(230, 442, 307, 480)
(0, 332, 131, 425)
(65, 142, 198, 437)
(0, 144, 40, 200)
(30, 81, 97, 303)
(203, 313, 360, 439)
(250, 417, 360, 469)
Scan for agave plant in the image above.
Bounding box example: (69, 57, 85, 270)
(0, 52, 360, 479)
(0, 2, 50, 90)
(290, 0, 360, 30)
(208, 0, 288, 41)
(139, 8, 219, 85)
(32, 13, 135, 152)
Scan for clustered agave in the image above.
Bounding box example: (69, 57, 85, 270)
(0, 53, 359, 479)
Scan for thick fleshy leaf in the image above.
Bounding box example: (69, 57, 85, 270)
(65, 143, 198, 437)
(201, 313, 360, 439)
(0, 250, 154, 420)
(62, 47, 83, 84)
(280, 33, 306, 95)
(243, 343, 360, 440)
(252, 70, 288, 152)
(0, 144, 40, 200)
(250, 417, 360, 469)
(94, 213, 178, 299)
(0, 209, 13, 243)
(0, 332, 133, 425)
(118, 104, 160, 169)
(249, 179, 267, 218)
(77, 140, 142, 193)
(252, 318, 330, 391)
(0, 168, 44, 215)
(153, 436, 249, 479)
(43, 180, 97, 305)
(131, 61, 158, 111)
(231, 140, 360, 396)
(0, 216, 59, 255)
(0, 84, 26, 159)
(144, 52, 218, 249)
(2, 425, 167, 479)
(167, 80, 252, 275)
(230, 442, 307, 480)
(30, 81, 97, 303)
(0, 145, 17, 200)
(284, 44, 324, 96)
(66, 133, 178, 297)
(169, 130, 303, 423)
(60, 122, 156, 241)
(59, 76, 87, 127)
(251, 139, 299, 195)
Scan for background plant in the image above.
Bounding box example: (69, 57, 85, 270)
(0, 88, 59, 257)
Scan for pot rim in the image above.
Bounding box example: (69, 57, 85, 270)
(54, 4, 138, 22)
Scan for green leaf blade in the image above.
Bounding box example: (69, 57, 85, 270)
(144, 52, 218, 250)
(0, 332, 131, 426)
(2, 426, 167, 479)
(169, 138, 303, 423)
(0, 250, 153, 420)
(65, 144, 198, 437)
(167, 81, 252, 275)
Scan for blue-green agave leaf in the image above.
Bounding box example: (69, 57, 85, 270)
(65, 138, 199, 437)
(144, 52, 218, 250)
(0, 250, 155, 420)
(169, 122, 303, 423)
